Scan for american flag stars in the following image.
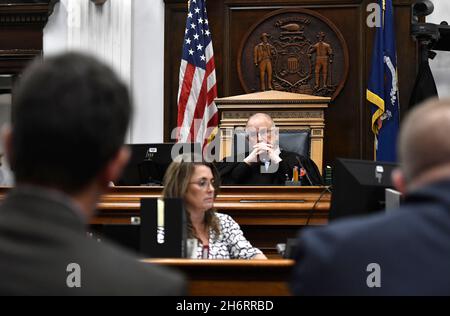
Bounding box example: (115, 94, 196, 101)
(182, 1, 212, 70)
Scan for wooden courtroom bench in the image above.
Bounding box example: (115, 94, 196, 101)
(142, 258, 295, 296)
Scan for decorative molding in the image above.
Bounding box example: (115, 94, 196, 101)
(0, 49, 41, 57)
(222, 110, 323, 120)
(270, 111, 323, 119)
(0, 2, 57, 74)
(0, 2, 59, 26)
(0, 13, 48, 25)
(216, 90, 330, 105)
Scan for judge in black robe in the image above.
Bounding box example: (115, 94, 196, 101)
(218, 149, 323, 186)
(217, 113, 323, 186)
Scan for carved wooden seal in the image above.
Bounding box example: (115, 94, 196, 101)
(238, 9, 349, 100)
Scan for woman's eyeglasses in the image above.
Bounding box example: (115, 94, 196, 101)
(189, 179, 216, 189)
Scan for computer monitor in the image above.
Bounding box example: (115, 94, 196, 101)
(116, 143, 202, 186)
(89, 198, 187, 257)
(116, 144, 151, 186)
(329, 158, 398, 221)
(140, 198, 187, 258)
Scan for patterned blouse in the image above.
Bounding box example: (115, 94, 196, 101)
(188, 212, 263, 259)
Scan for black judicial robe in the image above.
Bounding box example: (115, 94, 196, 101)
(217, 150, 323, 186)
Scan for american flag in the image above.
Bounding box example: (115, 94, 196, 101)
(177, 0, 218, 146)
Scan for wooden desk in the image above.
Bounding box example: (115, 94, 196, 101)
(0, 186, 330, 225)
(143, 258, 295, 296)
(96, 186, 330, 225)
(0, 186, 330, 256)
(97, 186, 330, 256)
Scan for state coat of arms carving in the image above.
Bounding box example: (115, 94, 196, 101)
(238, 9, 349, 100)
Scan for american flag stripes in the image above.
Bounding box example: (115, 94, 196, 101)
(177, 0, 218, 146)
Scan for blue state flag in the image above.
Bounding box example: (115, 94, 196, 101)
(367, 0, 400, 162)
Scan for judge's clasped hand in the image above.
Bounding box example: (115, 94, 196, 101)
(244, 142, 282, 165)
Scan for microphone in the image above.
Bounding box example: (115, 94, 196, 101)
(295, 156, 314, 186)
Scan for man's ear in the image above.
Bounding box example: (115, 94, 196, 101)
(1, 124, 13, 168)
(391, 168, 407, 194)
(99, 146, 130, 186)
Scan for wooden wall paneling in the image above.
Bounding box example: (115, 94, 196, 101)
(225, 3, 364, 164)
(318, 4, 365, 162)
(164, 1, 187, 141)
(164, 0, 417, 167)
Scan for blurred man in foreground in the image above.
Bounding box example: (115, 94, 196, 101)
(291, 98, 450, 295)
(0, 53, 185, 295)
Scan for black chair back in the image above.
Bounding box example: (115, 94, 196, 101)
(232, 129, 311, 158)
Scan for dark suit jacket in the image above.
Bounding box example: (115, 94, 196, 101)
(218, 150, 323, 186)
(0, 187, 186, 295)
(291, 179, 450, 295)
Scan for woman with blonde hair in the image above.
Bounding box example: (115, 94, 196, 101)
(163, 155, 267, 259)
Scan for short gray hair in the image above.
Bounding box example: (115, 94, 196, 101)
(246, 113, 275, 128)
(399, 98, 450, 181)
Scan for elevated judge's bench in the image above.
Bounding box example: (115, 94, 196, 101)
(215, 91, 330, 174)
